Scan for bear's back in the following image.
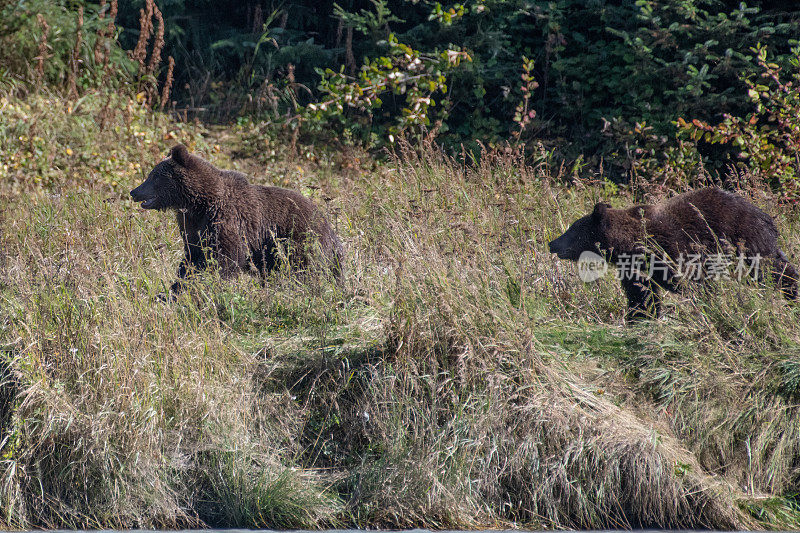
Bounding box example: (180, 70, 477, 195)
(652, 187, 778, 254)
(215, 172, 314, 223)
(249, 183, 342, 257)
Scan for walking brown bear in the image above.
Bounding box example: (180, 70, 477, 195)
(131, 144, 343, 296)
(548, 188, 797, 321)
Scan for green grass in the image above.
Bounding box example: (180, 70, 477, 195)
(0, 90, 799, 529)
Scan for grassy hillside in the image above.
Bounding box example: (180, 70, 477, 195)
(0, 92, 799, 529)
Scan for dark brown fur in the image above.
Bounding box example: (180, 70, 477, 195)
(131, 145, 343, 295)
(549, 188, 797, 321)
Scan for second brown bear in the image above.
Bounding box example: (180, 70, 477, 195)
(549, 188, 797, 320)
(131, 144, 343, 295)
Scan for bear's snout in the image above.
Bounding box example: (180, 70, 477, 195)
(548, 238, 567, 257)
(130, 185, 144, 201)
(130, 182, 158, 209)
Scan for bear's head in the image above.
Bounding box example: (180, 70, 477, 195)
(548, 202, 611, 261)
(130, 144, 198, 210)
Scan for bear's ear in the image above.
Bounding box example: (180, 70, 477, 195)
(170, 144, 191, 167)
(592, 202, 610, 220)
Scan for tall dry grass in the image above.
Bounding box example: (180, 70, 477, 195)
(0, 95, 799, 528)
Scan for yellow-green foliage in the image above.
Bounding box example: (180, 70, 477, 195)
(0, 92, 203, 191)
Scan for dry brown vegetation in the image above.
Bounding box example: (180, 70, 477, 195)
(0, 91, 799, 529)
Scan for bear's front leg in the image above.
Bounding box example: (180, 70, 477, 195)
(168, 258, 191, 297)
(163, 259, 198, 299)
(621, 276, 661, 322)
(165, 242, 209, 299)
(164, 211, 211, 299)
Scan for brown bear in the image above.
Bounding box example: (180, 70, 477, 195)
(548, 187, 797, 320)
(131, 144, 343, 296)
